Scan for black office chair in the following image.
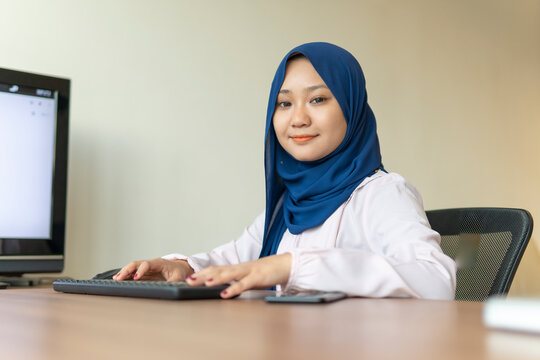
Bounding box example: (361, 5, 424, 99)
(426, 208, 533, 302)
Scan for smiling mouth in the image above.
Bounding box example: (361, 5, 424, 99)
(291, 135, 317, 143)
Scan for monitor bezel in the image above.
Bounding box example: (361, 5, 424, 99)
(0, 67, 70, 275)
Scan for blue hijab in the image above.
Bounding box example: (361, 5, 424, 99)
(259, 42, 383, 258)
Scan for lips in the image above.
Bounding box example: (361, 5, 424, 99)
(291, 135, 317, 143)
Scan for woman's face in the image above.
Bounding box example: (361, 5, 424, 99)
(273, 57, 347, 162)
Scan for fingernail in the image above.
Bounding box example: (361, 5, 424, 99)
(133, 273, 138, 279)
(188, 276, 196, 280)
(207, 278, 214, 282)
(221, 290, 227, 295)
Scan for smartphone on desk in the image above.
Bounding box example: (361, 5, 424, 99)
(265, 291, 347, 304)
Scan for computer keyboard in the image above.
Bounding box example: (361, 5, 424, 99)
(53, 279, 228, 300)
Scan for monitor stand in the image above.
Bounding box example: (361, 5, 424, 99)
(0, 276, 41, 286)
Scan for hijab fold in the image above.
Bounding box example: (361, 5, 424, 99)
(259, 42, 383, 258)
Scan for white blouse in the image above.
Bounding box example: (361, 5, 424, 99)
(164, 171, 457, 300)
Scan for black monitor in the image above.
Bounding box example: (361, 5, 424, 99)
(0, 67, 69, 279)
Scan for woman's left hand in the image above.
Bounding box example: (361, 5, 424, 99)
(185, 253, 292, 299)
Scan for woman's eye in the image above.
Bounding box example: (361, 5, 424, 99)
(311, 97, 326, 104)
(277, 101, 291, 108)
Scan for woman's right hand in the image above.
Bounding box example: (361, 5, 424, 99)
(113, 258, 194, 282)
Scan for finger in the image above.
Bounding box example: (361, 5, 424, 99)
(206, 266, 246, 287)
(187, 265, 238, 286)
(185, 266, 218, 286)
(113, 261, 142, 280)
(220, 277, 254, 299)
(191, 265, 252, 291)
(133, 261, 151, 280)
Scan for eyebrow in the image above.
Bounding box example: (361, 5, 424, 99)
(278, 84, 329, 94)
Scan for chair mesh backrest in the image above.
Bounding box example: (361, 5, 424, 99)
(426, 208, 533, 302)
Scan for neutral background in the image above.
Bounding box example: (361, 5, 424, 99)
(1, 0, 539, 295)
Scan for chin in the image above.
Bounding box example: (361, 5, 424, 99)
(290, 153, 320, 162)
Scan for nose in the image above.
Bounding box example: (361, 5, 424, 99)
(291, 104, 311, 128)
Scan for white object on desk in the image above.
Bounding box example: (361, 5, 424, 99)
(484, 297, 540, 334)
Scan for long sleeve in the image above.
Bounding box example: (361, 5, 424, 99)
(164, 172, 456, 300)
(279, 173, 456, 300)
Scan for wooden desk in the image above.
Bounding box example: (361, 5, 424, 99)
(0, 286, 539, 360)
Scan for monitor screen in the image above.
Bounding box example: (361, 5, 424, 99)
(0, 67, 69, 275)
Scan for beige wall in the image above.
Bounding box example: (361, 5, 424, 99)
(1, 0, 539, 295)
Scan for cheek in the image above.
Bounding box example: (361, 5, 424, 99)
(327, 111, 347, 147)
(337, 118, 347, 142)
(333, 106, 347, 136)
(272, 113, 286, 138)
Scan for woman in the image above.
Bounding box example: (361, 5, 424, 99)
(114, 42, 457, 300)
